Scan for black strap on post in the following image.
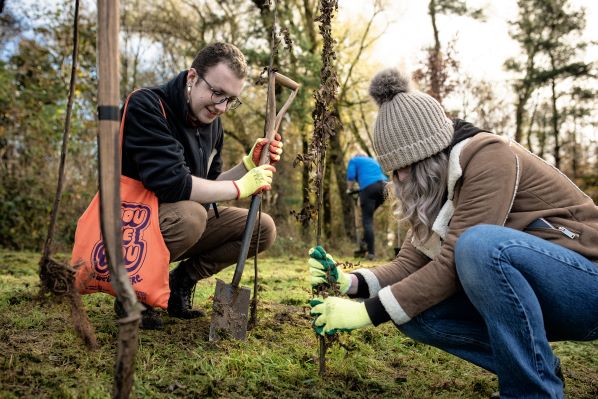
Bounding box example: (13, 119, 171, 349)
(97, 105, 120, 121)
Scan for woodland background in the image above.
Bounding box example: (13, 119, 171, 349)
(1, 0, 597, 258)
(0, 1, 597, 397)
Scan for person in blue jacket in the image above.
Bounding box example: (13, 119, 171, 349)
(347, 152, 388, 260)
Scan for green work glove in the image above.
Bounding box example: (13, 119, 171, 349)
(242, 133, 283, 171)
(309, 246, 351, 294)
(233, 164, 275, 199)
(310, 296, 372, 336)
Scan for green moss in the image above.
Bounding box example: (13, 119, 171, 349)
(0, 249, 596, 398)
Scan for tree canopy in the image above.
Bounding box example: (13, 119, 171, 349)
(0, 0, 596, 253)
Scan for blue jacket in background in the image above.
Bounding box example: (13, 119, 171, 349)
(347, 155, 388, 190)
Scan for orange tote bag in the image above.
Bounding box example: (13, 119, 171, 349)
(71, 90, 170, 309)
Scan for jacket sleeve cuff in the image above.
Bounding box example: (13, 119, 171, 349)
(351, 268, 381, 298)
(364, 296, 391, 326)
(348, 273, 369, 299)
(378, 286, 411, 326)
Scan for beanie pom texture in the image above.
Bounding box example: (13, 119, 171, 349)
(369, 68, 411, 106)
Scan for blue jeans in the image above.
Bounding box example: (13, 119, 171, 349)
(397, 225, 598, 399)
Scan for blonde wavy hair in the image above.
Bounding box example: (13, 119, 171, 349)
(392, 151, 449, 242)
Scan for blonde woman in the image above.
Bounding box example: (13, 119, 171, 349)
(309, 69, 598, 398)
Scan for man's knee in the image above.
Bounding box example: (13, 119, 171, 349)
(160, 201, 208, 251)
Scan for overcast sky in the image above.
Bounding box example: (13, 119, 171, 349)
(338, 0, 598, 83)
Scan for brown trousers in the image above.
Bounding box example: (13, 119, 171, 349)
(158, 201, 276, 281)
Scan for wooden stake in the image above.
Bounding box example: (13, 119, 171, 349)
(97, 1, 141, 397)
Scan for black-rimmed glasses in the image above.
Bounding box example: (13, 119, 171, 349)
(198, 76, 243, 110)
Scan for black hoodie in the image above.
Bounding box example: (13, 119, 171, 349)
(121, 71, 224, 203)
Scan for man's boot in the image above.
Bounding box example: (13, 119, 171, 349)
(168, 261, 205, 319)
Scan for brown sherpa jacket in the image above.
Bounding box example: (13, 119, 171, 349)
(354, 132, 598, 326)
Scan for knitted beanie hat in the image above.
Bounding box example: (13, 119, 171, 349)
(369, 68, 453, 173)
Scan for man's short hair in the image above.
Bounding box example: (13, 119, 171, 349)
(191, 42, 248, 79)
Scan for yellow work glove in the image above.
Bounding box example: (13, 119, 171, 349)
(233, 164, 275, 199)
(309, 245, 351, 294)
(310, 296, 372, 336)
(242, 133, 283, 171)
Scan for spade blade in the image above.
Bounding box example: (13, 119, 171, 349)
(209, 278, 251, 341)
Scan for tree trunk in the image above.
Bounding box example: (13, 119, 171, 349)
(514, 85, 533, 144)
(550, 78, 560, 169)
(525, 96, 538, 152)
(428, 0, 442, 103)
(301, 0, 318, 239)
(571, 115, 578, 178)
(301, 132, 311, 238)
(538, 114, 547, 160)
(329, 119, 353, 241)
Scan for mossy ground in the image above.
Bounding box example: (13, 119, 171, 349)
(0, 249, 596, 398)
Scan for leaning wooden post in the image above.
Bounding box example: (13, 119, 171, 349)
(96, 1, 142, 397)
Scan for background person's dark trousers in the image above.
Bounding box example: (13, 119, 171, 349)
(359, 180, 386, 259)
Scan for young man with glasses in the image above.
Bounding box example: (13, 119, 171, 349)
(117, 42, 283, 329)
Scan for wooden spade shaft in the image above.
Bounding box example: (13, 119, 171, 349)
(231, 71, 300, 288)
(210, 70, 299, 341)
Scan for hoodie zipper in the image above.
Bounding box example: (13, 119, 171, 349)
(195, 129, 205, 177)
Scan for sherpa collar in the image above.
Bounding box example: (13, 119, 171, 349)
(411, 138, 470, 259)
